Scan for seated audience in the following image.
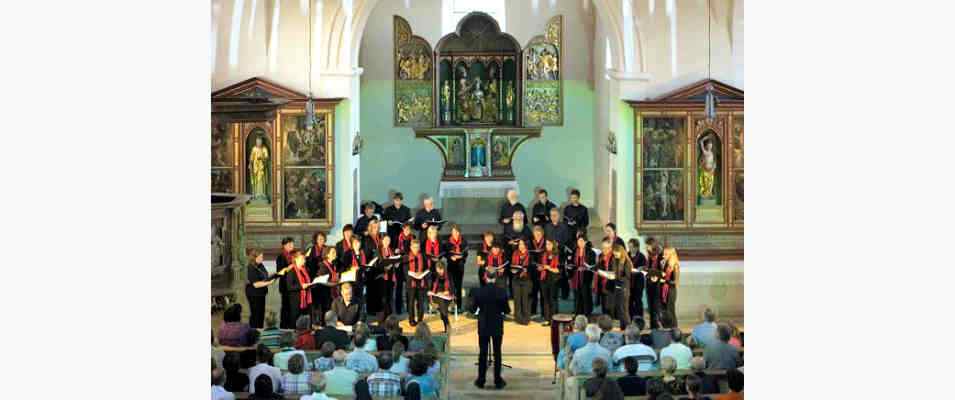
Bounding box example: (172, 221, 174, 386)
(222, 352, 249, 392)
(248, 374, 283, 400)
(354, 322, 377, 352)
(295, 315, 317, 350)
(346, 333, 379, 374)
(613, 323, 657, 372)
(616, 356, 647, 396)
(212, 367, 235, 400)
(377, 314, 410, 352)
(648, 356, 685, 396)
(389, 342, 410, 376)
(212, 330, 225, 369)
(299, 372, 333, 400)
(703, 324, 742, 370)
(248, 344, 283, 394)
(408, 321, 433, 352)
(405, 353, 440, 397)
(557, 333, 571, 370)
(684, 374, 712, 400)
(314, 341, 336, 372)
(690, 308, 718, 349)
(324, 349, 359, 396)
(218, 304, 253, 347)
(717, 368, 743, 400)
(238, 330, 261, 368)
(689, 356, 720, 395)
(569, 324, 611, 375)
(597, 314, 624, 353)
(331, 282, 362, 326)
(726, 321, 743, 348)
(423, 343, 441, 377)
(651, 313, 676, 351)
(660, 328, 692, 369)
(282, 354, 313, 395)
(273, 331, 309, 371)
(366, 352, 403, 397)
(584, 357, 625, 400)
(314, 310, 350, 350)
(259, 310, 282, 348)
(567, 315, 589, 352)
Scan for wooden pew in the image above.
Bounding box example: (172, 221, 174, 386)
(559, 369, 730, 400)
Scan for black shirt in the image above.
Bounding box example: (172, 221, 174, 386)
(499, 201, 526, 225)
(563, 203, 590, 231)
(543, 221, 572, 251)
(382, 204, 412, 239)
(245, 263, 270, 298)
(468, 284, 510, 336)
(413, 208, 443, 232)
(313, 326, 350, 350)
(616, 374, 647, 396)
(332, 297, 362, 326)
(530, 200, 557, 225)
(354, 214, 376, 238)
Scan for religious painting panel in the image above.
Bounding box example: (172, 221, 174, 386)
(501, 58, 518, 124)
(245, 127, 272, 205)
(465, 130, 491, 178)
(733, 170, 744, 221)
(447, 135, 466, 168)
(523, 80, 561, 126)
(211, 169, 233, 193)
(696, 130, 722, 206)
(732, 116, 743, 169)
(522, 15, 563, 126)
(642, 170, 685, 222)
(643, 117, 685, 168)
(732, 116, 743, 222)
(283, 168, 328, 220)
(491, 135, 512, 168)
(282, 113, 327, 166)
(211, 217, 227, 271)
(211, 120, 233, 167)
(438, 60, 453, 125)
(393, 15, 434, 127)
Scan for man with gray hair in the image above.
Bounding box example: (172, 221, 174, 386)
(413, 196, 442, 233)
(211, 367, 235, 400)
(689, 356, 720, 394)
(299, 372, 332, 400)
(324, 349, 359, 396)
(313, 310, 349, 350)
(612, 323, 657, 372)
(566, 315, 590, 352)
(499, 189, 526, 226)
(569, 323, 611, 376)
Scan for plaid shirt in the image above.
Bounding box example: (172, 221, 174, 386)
(345, 349, 378, 375)
(282, 371, 312, 395)
(366, 370, 402, 397)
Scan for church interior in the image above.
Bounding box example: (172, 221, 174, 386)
(210, 0, 744, 398)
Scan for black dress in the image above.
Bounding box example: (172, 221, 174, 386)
(245, 262, 270, 328)
(442, 236, 468, 303)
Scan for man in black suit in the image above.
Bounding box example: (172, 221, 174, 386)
(468, 274, 510, 389)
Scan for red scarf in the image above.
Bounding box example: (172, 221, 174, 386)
(282, 250, 292, 267)
(323, 260, 339, 282)
(450, 235, 462, 254)
(539, 251, 558, 281)
(381, 246, 395, 282)
(431, 274, 453, 298)
(426, 239, 440, 256)
(342, 237, 352, 251)
(398, 232, 411, 253)
(350, 248, 363, 268)
(485, 251, 504, 282)
(368, 233, 380, 249)
(408, 252, 425, 288)
(533, 237, 546, 253)
(292, 264, 312, 308)
(593, 253, 613, 293)
(572, 247, 586, 289)
(512, 250, 530, 279)
(662, 263, 675, 304)
(309, 245, 324, 261)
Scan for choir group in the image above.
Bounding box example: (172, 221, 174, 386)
(244, 189, 682, 334)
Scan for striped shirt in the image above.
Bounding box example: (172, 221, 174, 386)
(366, 370, 402, 396)
(259, 327, 282, 348)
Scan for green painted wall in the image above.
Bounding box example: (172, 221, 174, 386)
(359, 79, 595, 208)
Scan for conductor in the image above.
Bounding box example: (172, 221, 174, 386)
(469, 273, 510, 389)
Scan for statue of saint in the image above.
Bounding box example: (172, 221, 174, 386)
(484, 78, 499, 122)
(505, 83, 515, 121)
(456, 70, 471, 122)
(471, 77, 485, 121)
(698, 138, 716, 198)
(248, 136, 270, 202)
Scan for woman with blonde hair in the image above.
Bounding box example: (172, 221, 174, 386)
(408, 321, 433, 352)
(661, 247, 681, 327)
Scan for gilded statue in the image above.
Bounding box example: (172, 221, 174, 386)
(698, 138, 716, 198)
(505, 83, 514, 109)
(248, 136, 270, 202)
(483, 78, 499, 122)
(471, 77, 485, 121)
(441, 80, 451, 108)
(456, 71, 471, 122)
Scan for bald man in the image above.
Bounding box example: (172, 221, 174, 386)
(498, 189, 526, 226)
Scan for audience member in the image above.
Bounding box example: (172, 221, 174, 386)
(273, 331, 309, 371)
(597, 314, 624, 353)
(331, 282, 362, 326)
(212, 367, 236, 400)
(314, 341, 336, 372)
(222, 352, 249, 393)
(408, 321, 433, 352)
(646, 379, 666, 400)
(651, 313, 676, 351)
(377, 314, 409, 352)
(248, 344, 283, 394)
(616, 356, 647, 396)
(660, 328, 692, 369)
(613, 323, 657, 372)
(299, 372, 333, 400)
(218, 304, 253, 346)
(259, 310, 282, 348)
(295, 315, 317, 350)
(314, 310, 350, 350)
(248, 374, 283, 400)
(703, 324, 742, 370)
(690, 308, 718, 349)
(390, 342, 410, 376)
(567, 315, 589, 352)
(569, 324, 611, 375)
(282, 354, 313, 395)
(423, 343, 441, 377)
(684, 374, 712, 400)
(648, 356, 685, 396)
(405, 353, 440, 397)
(584, 357, 625, 400)
(717, 368, 743, 400)
(346, 333, 379, 374)
(324, 349, 359, 396)
(354, 322, 378, 351)
(726, 321, 743, 348)
(212, 330, 226, 369)
(689, 356, 720, 395)
(367, 352, 402, 397)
